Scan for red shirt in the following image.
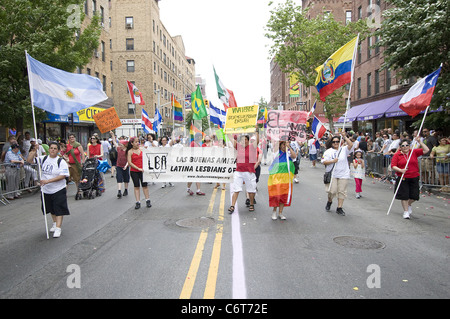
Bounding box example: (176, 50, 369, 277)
(88, 143, 102, 160)
(235, 144, 257, 173)
(391, 148, 423, 178)
(66, 143, 81, 164)
(130, 150, 143, 172)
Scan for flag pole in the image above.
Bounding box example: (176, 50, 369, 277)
(386, 105, 430, 215)
(328, 33, 359, 192)
(25, 50, 49, 239)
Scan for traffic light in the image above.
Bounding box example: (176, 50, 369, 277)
(204, 99, 209, 107)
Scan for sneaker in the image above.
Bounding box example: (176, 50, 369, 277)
(403, 211, 410, 219)
(294, 178, 299, 183)
(245, 198, 250, 207)
(325, 201, 332, 211)
(146, 199, 152, 208)
(161, 183, 166, 188)
(356, 193, 361, 199)
(196, 191, 205, 196)
(408, 206, 412, 216)
(135, 202, 141, 209)
(279, 214, 286, 220)
(187, 189, 194, 196)
(53, 227, 61, 238)
(123, 189, 128, 196)
(272, 212, 277, 220)
(169, 182, 174, 187)
(336, 207, 346, 216)
(50, 222, 57, 233)
(117, 190, 122, 198)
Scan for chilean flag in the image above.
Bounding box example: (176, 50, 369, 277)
(127, 80, 145, 105)
(399, 66, 441, 118)
(141, 109, 153, 133)
(312, 116, 327, 149)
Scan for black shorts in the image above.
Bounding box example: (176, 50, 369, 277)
(42, 188, 70, 216)
(394, 176, 420, 201)
(130, 171, 148, 188)
(116, 166, 130, 183)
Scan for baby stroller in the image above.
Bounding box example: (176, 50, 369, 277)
(75, 158, 101, 200)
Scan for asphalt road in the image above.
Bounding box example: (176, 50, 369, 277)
(1, 158, 449, 300)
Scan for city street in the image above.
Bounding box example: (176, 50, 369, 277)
(0, 158, 449, 301)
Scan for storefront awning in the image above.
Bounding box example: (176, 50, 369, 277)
(337, 103, 370, 122)
(356, 95, 403, 121)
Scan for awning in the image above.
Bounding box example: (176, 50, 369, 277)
(356, 95, 403, 121)
(337, 103, 370, 122)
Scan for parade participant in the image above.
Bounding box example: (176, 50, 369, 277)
(87, 135, 103, 159)
(28, 142, 70, 238)
(268, 140, 296, 220)
(290, 140, 301, 183)
(391, 137, 429, 219)
(351, 149, 365, 199)
(160, 136, 174, 188)
(307, 135, 318, 167)
(127, 137, 151, 209)
(66, 134, 85, 186)
(110, 131, 129, 199)
(228, 126, 259, 213)
(245, 136, 262, 207)
(187, 133, 205, 196)
(321, 133, 354, 216)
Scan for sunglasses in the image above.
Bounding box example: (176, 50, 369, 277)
(400, 144, 409, 147)
(332, 140, 340, 144)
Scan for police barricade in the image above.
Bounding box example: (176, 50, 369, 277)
(419, 156, 449, 192)
(0, 162, 40, 205)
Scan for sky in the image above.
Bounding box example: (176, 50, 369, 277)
(158, 0, 285, 110)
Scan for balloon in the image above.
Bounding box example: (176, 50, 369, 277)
(97, 159, 111, 173)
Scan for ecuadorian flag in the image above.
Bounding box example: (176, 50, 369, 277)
(268, 151, 295, 207)
(315, 36, 358, 102)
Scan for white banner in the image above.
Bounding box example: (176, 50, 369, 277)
(142, 147, 237, 183)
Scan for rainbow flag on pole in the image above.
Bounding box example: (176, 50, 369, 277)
(268, 151, 295, 207)
(171, 94, 183, 121)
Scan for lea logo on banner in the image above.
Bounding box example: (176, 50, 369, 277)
(224, 105, 259, 134)
(266, 110, 308, 142)
(92, 107, 123, 133)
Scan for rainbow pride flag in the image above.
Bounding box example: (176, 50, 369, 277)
(268, 151, 295, 207)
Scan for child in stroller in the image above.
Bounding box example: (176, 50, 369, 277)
(75, 158, 101, 200)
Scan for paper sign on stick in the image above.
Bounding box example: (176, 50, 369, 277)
(224, 105, 259, 134)
(92, 107, 122, 133)
(266, 110, 308, 142)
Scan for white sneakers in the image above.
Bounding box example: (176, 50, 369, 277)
(403, 206, 413, 219)
(272, 212, 286, 220)
(50, 222, 61, 238)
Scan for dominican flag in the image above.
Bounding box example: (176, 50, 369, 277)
(127, 80, 145, 105)
(141, 109, 153, 133)
(312, 116, 327, 149)
(399, 66, 441, 118)
(26, 52, 108, 115)
(209, 101, 226, 127)
(308, 101, 317, 117)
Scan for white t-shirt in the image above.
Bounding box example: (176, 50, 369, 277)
(388, 139, 400, 152)
(321, 145, 354, 179)
(308, 139, 317, 154)
(290, 141, 300, 162)
(37, 156, 70, 194)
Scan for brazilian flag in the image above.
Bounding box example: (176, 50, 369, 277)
(191, 85, 208, 120)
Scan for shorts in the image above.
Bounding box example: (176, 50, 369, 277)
(293, 160, 299, 175)
(325, 177, 348, 200)
(309, 153, 317, 161)
(231, 171, 257, 193)
(420, 157, 434, 172)
(383, 155, 391, 168)
(68, 165, 81, 183)
(42, 188, 70, 216)
(436, 162, 449, 174)
(116, 166, 130, 183)
(130, 171, 148, 188)
(394, 176, 420, 201)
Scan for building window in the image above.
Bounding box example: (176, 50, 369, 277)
(126, 38, 134, 50)
(386, 69, 391, 92)
(101, 41, 105, 61)
(92, 0, 96, 16)
(357, 77, 361, 99)
(346, 11, 352, 25)
(100, 6, 104, 24)
(128, 103, 135, 115)
(127, 60, 135, 72)
(367, 37, 372, 59)
(358, 6, 362, 20)
(102, 75, 106, 92)
(125, 17, 133, 29)
(375, 69, 380, 94)
(367, 73, 372, 97)
(357, 45, 361, 64)
(86, 68, 91, 75)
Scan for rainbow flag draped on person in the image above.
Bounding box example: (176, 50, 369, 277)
(268, 150, 295, 207)
(315, 36, 358, 101)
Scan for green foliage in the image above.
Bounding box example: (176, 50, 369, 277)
(375, 0, 450, 114)
(0, 0, 102, 129)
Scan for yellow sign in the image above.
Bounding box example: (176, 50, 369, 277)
(224, 105, 259, 134)
(77, 107, 105, 122)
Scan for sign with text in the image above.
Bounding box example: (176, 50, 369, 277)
(142, 147, 236, 183)
(224, 105, 259, 134)
(92, 107, 123, 133)
(266, 110, 308, 142)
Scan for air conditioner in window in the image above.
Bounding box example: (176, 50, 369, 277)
(94, 52, 100, 58)
(126, 23, 133, 29)
(401, 79, 410, 86)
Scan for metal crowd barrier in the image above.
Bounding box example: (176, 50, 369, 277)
(0, 163, 40, 205)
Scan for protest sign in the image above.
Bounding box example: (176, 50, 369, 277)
(142, 147, 236, 183)
(224, 105, 259, 134)
(266, 110, 308, 142)
(92, 107, 122, 133)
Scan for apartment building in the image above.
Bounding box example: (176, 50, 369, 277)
(110, 0, 195, 136)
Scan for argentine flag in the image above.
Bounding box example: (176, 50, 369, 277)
(26, 52, 108, 115)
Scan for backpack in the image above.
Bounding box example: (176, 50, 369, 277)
(41, 155, 63, 168)
(109, 146, 117, 160)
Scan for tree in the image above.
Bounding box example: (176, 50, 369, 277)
(0, 0, 102, 130)
(375, 0, 450, 128)
(265, 0, 369, 131)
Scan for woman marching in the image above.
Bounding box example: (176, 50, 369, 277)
(127, 137, 152, 209)
(391, 137, 429, 219)
(268, 140, 297, 220)
(110, 131, 129, 199)
(321, 132, 354, 216)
